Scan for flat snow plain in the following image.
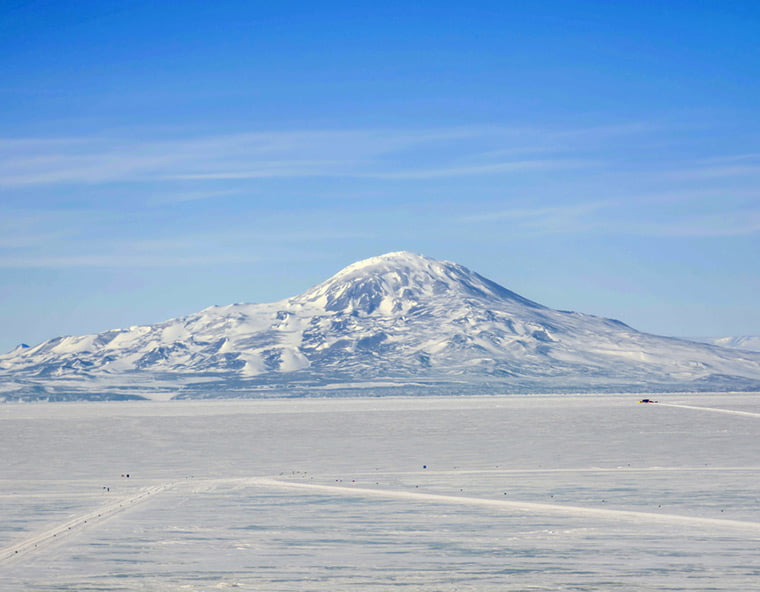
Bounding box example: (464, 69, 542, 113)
(1, 393, 759, 591)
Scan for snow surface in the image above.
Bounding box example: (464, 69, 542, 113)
(694, 335, 760, 352)
(1, 393, 759, 591)
(2, 252, 760, 399)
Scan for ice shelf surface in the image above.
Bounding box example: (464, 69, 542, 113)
(1, 392, 759, 591)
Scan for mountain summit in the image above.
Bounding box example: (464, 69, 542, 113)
(293, 251, 543, 314)
(2, 252, 760, 400)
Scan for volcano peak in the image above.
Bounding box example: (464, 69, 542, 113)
(294, 251, 542, 315)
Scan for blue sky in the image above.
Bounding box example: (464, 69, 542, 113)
(1, 1, 759, 352)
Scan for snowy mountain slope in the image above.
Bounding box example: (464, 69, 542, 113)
(2, 251, 760, 400)
(692, 336, 760, 352)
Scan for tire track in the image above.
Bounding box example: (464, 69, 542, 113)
(656, 403, 760, 418)
(0, 483, 173, 562)
(257, 478, 760, 533)
(347, 466, 760, 477)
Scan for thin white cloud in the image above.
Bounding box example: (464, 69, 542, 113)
(665, 164, 760, 181)
(124, 230, 375, 252)
(0, 222, 379, 269)
(1, 128, 503, 186)
(0, 253, 265, 269)
(698, 153, 760, 164)
(148, 189, 245, 205)
(636, 210, 760, 238)
(356, 159, 597, 180)
(0, 230, 73, 249)
(549, 121, 665, 141)
(166, 160, 347, 180)
(0, 124, 649, 188)
(462, 199, 614, 226)
(0, 208, 96, 247)
(462, 192, 760, 238)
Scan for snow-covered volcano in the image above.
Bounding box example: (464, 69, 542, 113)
(2, 251, 760, 400)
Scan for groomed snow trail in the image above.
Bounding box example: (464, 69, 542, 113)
(5, 465, 759, 564)
(347, 466, 760, 477)
(0, 483, 174, 562)
(256, 478, 760, 533)
(657, 403, 760, 418)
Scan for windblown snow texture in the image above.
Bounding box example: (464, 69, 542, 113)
(695, 336, 760, 352)
(2, 252, 760, 400)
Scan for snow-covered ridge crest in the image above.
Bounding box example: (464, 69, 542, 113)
(1, 252, 760, 400)
(694, 336, 760, 352)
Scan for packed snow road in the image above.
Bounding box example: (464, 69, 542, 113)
(655, 401, 760, 418)
(0, 483, 174, 562)
(258, 476, 760, 532)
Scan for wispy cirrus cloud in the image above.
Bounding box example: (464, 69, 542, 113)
(698, 153, 760, 164)
(0, 129, 469, 186)
(170, 158, 597, 181)
(165, 160, 348, 181)
(659, 153, 760, 181)
(123, 229, 375, 253)
(0, 124, 649, 188)
(147, 189, 245, 205)
(636, 209, 760, 238)
(664, 164, 760, 181)
(463, 189, 760, 238)
(353, 159, 597, 180)
(10, 121, 756, 252)
(0, 214, 377, 268)
(463, 198, 614, 225)
(0, 253, 265, 269)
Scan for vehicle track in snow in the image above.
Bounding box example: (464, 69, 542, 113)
(4, 464, 759, 564)
(346, 466, 760, 477)
(0, 483, 174, 562)
(656, 403, 760, 418)
(256, 477, 760, 533)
